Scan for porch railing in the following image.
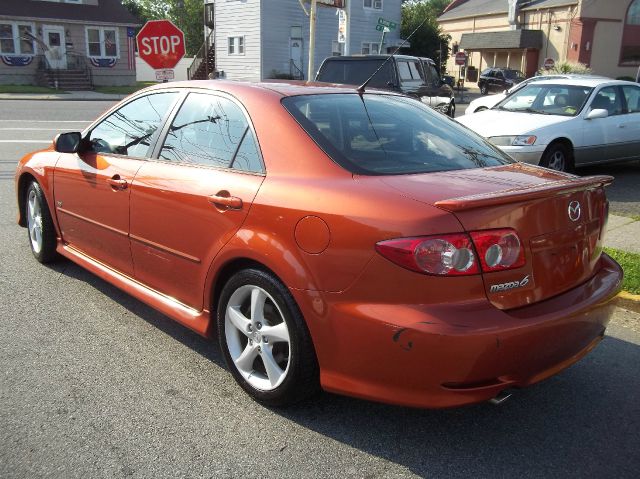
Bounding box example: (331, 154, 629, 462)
(188, 31, 214, 80)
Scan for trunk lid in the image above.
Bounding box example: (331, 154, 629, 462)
(379, 163, 611, 309)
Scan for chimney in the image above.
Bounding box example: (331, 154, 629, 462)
(508, 0, 519, 30)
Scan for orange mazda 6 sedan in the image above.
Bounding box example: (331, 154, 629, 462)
(15, 81, 622, 408)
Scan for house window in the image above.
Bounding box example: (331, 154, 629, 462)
(361, 42, 380, 55)
(621, 0, 640, 65)
(0, 22, 35, 55)
(228, 36, 244, 55)
(86, 27, 119, 58)
(364, 0, 383, 10)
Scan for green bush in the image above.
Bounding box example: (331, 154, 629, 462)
(537, 61, 592, 75)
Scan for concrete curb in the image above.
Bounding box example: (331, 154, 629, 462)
(614, 291, 640, 313)
(0, 93, 128, 101)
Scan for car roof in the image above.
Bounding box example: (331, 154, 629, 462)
(138, 79, 399, 98)
(321, 54, 419, 62)
(520, 78, 635, 87)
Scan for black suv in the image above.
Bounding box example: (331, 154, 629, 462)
(315, 55, 455, 117)
(477, 67, 525, 95)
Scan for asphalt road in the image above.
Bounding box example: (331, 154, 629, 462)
(1, 100, 640, 479)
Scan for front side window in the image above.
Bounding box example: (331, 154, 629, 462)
(496, 84, 592, 116)
(160, 93, 263, 173)
(88, 92, 179, 158)
(283, 94, 512, 175)
(0, 23, 35, 55)
(86, 27, 118, 58)
(622, 85, 640, 113)
(228, 36, 244, 55)
(591, 86, 624, 116)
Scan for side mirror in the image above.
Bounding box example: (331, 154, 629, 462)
(586, 108, 608, 120)
(54, 132, 82, 153)
(386, 81, 397, 89)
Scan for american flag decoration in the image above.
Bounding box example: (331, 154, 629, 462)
(127, 27, 136, 70)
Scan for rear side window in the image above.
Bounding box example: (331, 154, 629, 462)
(159, 93, 263, 173)
(282, 93, 512, 175)
(316, 60, 394, 88)
(623, 85, 640, 113)
(88, 92, 178, 158)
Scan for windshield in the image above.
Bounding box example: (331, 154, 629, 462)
(504, 70, 525, 80)
(282, 94, 513, 175)
(316, 60, 394, 89)
(495, 84, 593, 116)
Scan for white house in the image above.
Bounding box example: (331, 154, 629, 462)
(204, 0, 403, 81)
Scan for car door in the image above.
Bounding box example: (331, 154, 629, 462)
(578, 85, 626, 164)
(129, 91, 265, 310)
(620, 84, 640, 160)
(53, 91, 180, 276)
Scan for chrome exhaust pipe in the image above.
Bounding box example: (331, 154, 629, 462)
(489, 390, 512, 405)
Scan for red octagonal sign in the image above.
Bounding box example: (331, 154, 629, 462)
(136, 20, 185, 70)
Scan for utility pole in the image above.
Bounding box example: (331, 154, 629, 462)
(308, 0, 317, 80)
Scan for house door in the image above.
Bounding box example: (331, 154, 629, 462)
(290, 38, 303, 79)
(43, 25, 66, 69)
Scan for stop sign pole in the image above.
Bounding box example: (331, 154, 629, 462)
(136, 20, 186, 82)
(455, 51, 468, 103)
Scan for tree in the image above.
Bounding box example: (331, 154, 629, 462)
(400, 0, 452, 74)
(121, 0, 203, 56)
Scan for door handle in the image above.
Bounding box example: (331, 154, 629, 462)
(208, 193, 243, 210)
(107, 175, 128, 190)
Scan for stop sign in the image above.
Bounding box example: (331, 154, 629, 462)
(136, 20, 185, 70)
(543, 57, 556, 70)
(455, 51, 467, 66)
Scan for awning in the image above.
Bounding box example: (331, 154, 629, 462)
(459, 30, 543, 50)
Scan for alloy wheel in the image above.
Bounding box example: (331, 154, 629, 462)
(225, 285, 291, 391)
(27, 189, 43, 254)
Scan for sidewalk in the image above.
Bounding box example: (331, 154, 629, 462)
(606, 215, 640, 254)
(0, 90, 128, 101)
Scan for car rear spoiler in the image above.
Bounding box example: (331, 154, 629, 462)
(434, 175, 613, 212)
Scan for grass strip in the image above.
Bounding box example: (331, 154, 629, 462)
(605, 248, 640, 295)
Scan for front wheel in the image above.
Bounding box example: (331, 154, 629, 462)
(540, 142, 574, 173)
(25, 181, 58, 263)
(217, 269, 319, 407)
(448, 100, 456, 118)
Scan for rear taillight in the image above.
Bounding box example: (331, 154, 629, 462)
(470, 229, 525, 272)
(376, 229, 524, 276)
(375, 234, 479, 276)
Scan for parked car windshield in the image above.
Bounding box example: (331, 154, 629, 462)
(282, 94, 513, 175)
(495, 84, 593, 116)
(316, 60, 394, 88)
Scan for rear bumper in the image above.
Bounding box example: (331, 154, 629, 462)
(296, 254, 622, 409)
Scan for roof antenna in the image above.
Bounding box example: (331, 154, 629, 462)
(357, 17, 430, 97)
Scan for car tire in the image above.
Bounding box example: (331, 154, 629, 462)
(475, 106, 488, 113)
(480, 83, 488, 95)
(540, 142, 574, 173)
(448, 100, 456, 118)
(217, 268, 320, 407)
(25, 181, 58, 263)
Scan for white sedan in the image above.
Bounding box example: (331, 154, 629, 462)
(464, 74, 606, 115)
(456, 78, 640, 172)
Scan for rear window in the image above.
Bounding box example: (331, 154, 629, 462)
(316, 59, 394, 88)
(282, 93, 513, 175)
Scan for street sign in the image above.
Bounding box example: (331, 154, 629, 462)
(543, 57, 556, 70)
(155, 69, 175, 81)
(338, 8, 347, 43)
(377, 17, 397, 30)
(136, 20, 185, 70)
(304, 0, 344, 7)
(455, 51, 467, 66)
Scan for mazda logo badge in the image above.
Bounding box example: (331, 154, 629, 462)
(568, 201, 581, 222)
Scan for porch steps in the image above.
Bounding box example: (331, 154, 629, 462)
(37, 69, 93, 91)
